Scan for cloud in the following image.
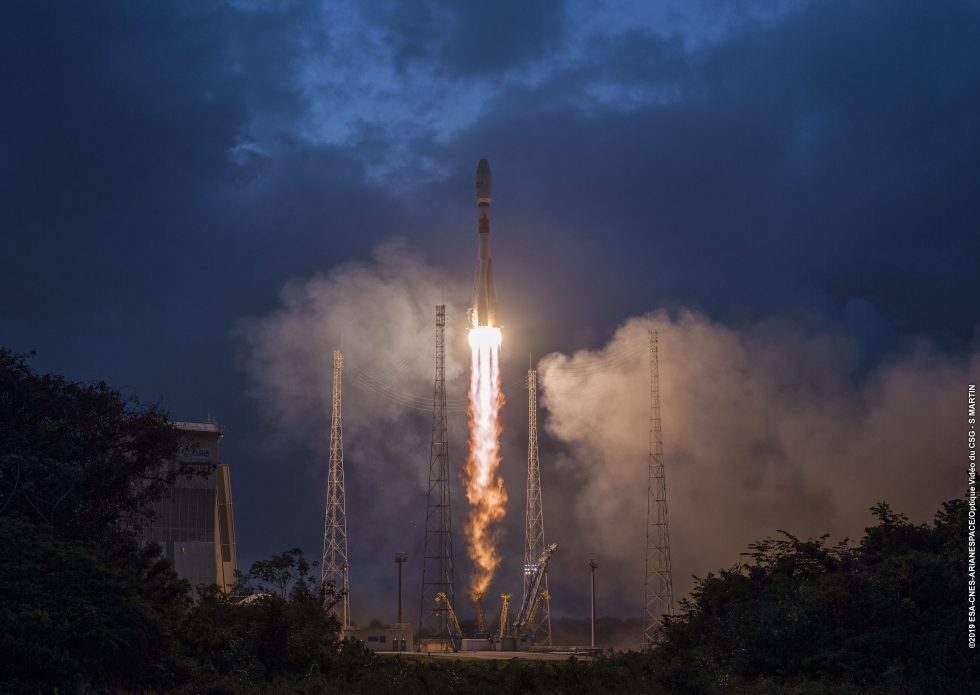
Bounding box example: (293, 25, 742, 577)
(239, 241, 469, 479)
(238, 242, 482, 612)
(538, 310, 977, 620)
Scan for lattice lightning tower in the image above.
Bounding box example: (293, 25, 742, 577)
(643, 330, 674, 644)
(322, 349, 351, 628)
(523, 368, 552, 644)
(419, 305, 455, 642)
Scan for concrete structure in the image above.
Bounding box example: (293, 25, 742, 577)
(460, 638, 492, 651)
(346, 625, 413, 652)
(409, 649, 596, 662)
(147, 421, 237, 592)
(418, 638, 456, 653)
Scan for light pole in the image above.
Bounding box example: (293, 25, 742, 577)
(395, 553, 408, 625)
(589, 559, 598, 649)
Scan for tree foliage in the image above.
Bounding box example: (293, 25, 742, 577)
(0, 348, 183, 539)
(648, 499, 977, 693)
(0, 349, 192, 691)
(0, 511, 193, 691)
(180, 552, 347, 691)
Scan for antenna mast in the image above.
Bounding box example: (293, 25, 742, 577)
(322, 349, 351, 628)
(643, 330, 674, 644)
(419, 305, 455, 646)
(523, 368, 552, 644)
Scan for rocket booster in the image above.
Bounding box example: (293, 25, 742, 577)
(470, 158, 499, 327)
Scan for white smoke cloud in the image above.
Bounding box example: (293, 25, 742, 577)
(238, 241, 533, 624)
(238, 244, 976, 630)
(538, 309, 977, 615)
(240, 240, 470, 491)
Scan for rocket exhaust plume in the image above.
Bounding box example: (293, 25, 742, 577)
(466, 325, 505, 593)
(465, 159, 507, 594)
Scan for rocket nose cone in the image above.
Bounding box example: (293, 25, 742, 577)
(476, 159, 492, 201)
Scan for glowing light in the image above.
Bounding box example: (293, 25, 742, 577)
(465, 325, 506, 595)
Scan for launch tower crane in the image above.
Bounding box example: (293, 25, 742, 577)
(512, 543, 558, 641)
(472, 591, 488, 636)
(434, 592, 463, 651)
(498, 594, 513, 640)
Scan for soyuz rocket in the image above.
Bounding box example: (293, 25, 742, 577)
(470, 158, 499, 327)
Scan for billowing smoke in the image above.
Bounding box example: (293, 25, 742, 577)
(538, 310, 977, 614)
(238, 241, 473, 621)
(241, 241, 469, 476)
(239, 243, 975, 628)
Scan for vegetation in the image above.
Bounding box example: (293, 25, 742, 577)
(648, 500, 975, 693)
(0, 349, 191, 692)
(0, 349, 183, 539)
(1, 348, 975, 693)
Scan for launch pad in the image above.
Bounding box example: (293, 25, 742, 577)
(383, 649, 597, 662)
(323, 159, 676, 656)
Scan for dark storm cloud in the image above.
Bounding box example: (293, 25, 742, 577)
(0, 0, 381, 370)
(443, 0, 980, 349)
(380, 0, 566, 77)
(3, 0, 979, 631)
(1, 2, 249, 397)
(0, 0, 392, 578)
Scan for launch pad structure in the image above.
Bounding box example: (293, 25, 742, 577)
(418, 160, 563, 655)
(321, 159, 674, 658)
(523, 367, 552, 645)
(418, 305, 455, 650)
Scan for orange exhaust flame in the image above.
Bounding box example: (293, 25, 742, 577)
(465, 325, 506, 595)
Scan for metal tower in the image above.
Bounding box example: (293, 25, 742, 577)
(644, 331, 674, 644)
(419, 305, 455, 643)
(523, 368, 552, 644)
(322, 349, 351, 628)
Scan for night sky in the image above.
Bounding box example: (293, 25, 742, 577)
(3, 0, 979, 638)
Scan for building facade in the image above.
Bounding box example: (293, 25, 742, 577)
(345, 625, 414, 652)
(147, 421, 238, 592)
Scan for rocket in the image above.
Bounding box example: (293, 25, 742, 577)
(470, 158, 499, 327)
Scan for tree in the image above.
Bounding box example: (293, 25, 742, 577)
(236, 547, 336, 604)
(0, 515, 192, 692)
(0, 349, 195, 691)
(0, 348, 184, 541)
(182, 548, 350, 690)
(647, 498, 978, 693)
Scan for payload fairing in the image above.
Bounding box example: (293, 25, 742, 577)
(470, 158, 499, 327)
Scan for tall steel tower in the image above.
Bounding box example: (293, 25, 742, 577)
(643, 331, 674, 644)
(523, 368, 552, 644)
(322, 349, 351, 628)
(419, 305, 455, 643)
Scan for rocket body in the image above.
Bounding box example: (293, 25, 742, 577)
(470, 158, 499, 327)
